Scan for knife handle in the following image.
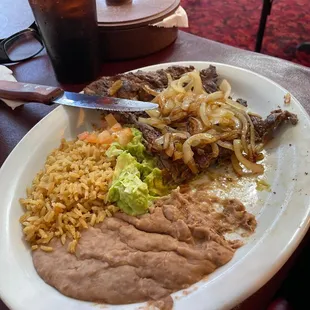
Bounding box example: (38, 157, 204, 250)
(0, 80, 64, 104)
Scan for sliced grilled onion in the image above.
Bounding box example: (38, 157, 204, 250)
(217, 140, 234, 151)
(108, 80, 123, 96)
(188, 70, 206, 95)
(184, 79, 194, 92)
(163, 133, 171, 150)
(188, 117, 204, 135)
(175, 93, 185, 104)
(256, 153, 264, 161)
(211, 143, 219, 158)
(231, 154, 243, 176)
(219, 79, 231, 99)
(210, 107, 234, 118)
(248, 114, 256, 158)
(199, 102, 212, 128)
(172, 132, 190, 140)
(173, 151, 183, 161)
(138, 117, 167, 129)
(226, 98, 248, 111)
(205, 91, 224, 102)
(170, 111, 188, 122)
(231, 116, 242, 129)
(142, 84, 159, 96)
(183, 133, 217, 166)
(165, 141, 175, 157)
(155, 135, 164, 145)
(171, 80, 186, 93)
(218, 130, 241, 141)
(181, 97, 192, 111)
(186, 159, 197, 174)
(233, 139, 264, 174)
(146, 109, 161, 118)
(166, 73, 173, 86)
(231, 109, 249, 155)
(162, 99, 175, 116)
(255, 143, 264, 153)
(132, 71, 265, 177)
(154, 136, 164, 151)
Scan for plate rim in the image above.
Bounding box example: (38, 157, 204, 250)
(1, 61, 310, 310)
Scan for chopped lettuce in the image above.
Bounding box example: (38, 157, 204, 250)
(108, 152, 149, 216)
(106, 128, 169, 215)
(105, 142, 124, 158)
(106, 128, 146, 162)
(125, 128, 146, 162)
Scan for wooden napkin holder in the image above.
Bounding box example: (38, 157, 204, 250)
(96, 0, 180, 60)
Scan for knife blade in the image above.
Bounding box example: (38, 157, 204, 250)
(0, 80, 158, 112)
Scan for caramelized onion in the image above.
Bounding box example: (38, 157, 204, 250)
(219, 79, 231, 99)
(108, 80, 123, 96)
(155, 135, 164, 145)
(233, 139, 264, 174)
(226, 98, 248, 111)
(181, 97, 192, 111)
(256, 153, 264, 161)
(163, 133, 171, 150)
(205, 91, 224, 102)
(171, 80, 186, 93)
(138, 117, 167, 129)
(217, 140, 234, 151)
(255, 143, 264, 153)
(166, 73, 173, 86)
(188, 71, 206, 95)
(248, 114, 256, 158)
(142, 84, 159, 96)
(183, 133, 217, 165)
(231, 154, 243, 176)
(188, 159, 198, 174)
(162, 99, 175, 116)
(211, 143, 220, 158)
(133, 70, 265, 177)
(232, 109, 249, 155)
(173, 151, 183, 161)
(199, 102, 212, 128)
(165, 141, 175, 157)
(188, 117, 204, 135)
(231, 116, 242, 129)
(146, 109, 161, 118)
(172, 132, 190, 140)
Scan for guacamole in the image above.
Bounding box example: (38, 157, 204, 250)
(107, 128, 169, 216)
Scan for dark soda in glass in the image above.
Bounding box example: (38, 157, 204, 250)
(28, 0, 99, 84)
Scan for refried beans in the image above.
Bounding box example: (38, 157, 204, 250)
(33, 188, 256, 307)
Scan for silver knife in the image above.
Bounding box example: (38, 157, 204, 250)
(0, 80, 158, 112)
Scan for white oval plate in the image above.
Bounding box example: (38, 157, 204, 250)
(1, 62, 310, 310)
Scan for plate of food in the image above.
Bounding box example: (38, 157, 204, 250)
(0, 61, 310, 310)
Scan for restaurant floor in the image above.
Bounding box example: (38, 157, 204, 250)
(181, 0, 310, 67)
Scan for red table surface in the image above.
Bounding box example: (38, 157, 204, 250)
(1, 1, 310, 309)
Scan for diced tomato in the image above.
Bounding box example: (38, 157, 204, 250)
(98, 130, 114, 144)
(117, 128, 133, 146)
(78, 131, 89, 141)
(105, 114, 118, 128)
(85, 133, 98, 144)
(109, 122, 123, 132)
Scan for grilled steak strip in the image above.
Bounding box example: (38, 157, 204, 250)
(84, 66, 298, 183)
(250, 109, 298, 142)
(116, 109, 298, 184)
(84, 65, 219, 101)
